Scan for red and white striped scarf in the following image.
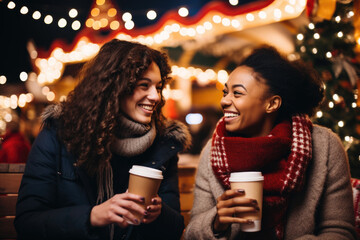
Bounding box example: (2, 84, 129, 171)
(210, 114, 313, 239)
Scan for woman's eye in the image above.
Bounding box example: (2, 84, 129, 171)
(138, 83, 148, 88)
(234, 91, 242, 95)
(222, 89, 228, 96)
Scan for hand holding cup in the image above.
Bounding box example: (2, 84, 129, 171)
(213, 188, 260, 233)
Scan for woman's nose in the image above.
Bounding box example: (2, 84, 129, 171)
(148, 86, 160, 102)
(220, 95, 231, 107)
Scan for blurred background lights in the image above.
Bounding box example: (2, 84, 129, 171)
(72, 20, 81, 30)
(44, 15, 53, 24)
(229, 0, 239, 6)
(32, 11, 41, 20)
(69, 9, 78, 18)
(147, 10, 157, 20)
(7, 1, 15, 9)
(338, 121, 344, 127)
(19, 72, 28, 81)
(20, 6, 29, 14)
(0, 75, 7, 84)
(185, 113, 203, 125)
(178, 7, 189, 17)
(316, 111, 323, 118)
(58, 18, 67, 28)
(122, 12, 132, 21)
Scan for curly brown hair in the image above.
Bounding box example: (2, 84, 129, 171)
(59, 39, 171, 177)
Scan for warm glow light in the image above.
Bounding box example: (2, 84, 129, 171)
(316, 111, 323, 118)
(335, 16, 341, 23)
(125, 21, 134, 30)
(329, 101, 334, 108)
(178, 7, 189, 17)
(100, 18, 108, 27)
(338, 121, 344, 127)
(297, 33, 304, 40)
(122, 12, 132, 21)
(32, 11, 41, 20)
(69, 9, 78, 18)
(96, 0, 105, 5)
(0, 76, 6, 84)
(274, 9, 282, 19)
(19, 72, 28, 81)
(7, 1, 15, 9)
(110, 21, 120, 30)
(217, 70, 229, 84)
(337, 31, 343, 38)
(20, 6, 28, 14)
(44, 15, 53, 24)
(58, 18, 67, 28)
(308, 23, 315, 29)
(229, 0, 238, 6)
(47, 92, 56, 101)
(86, 19, 94, 27)
(91, 8, 100, 17)
(72, 20, 81, 30)
(313, 33, 320, 39)
(326, 52, 332, 58)
(246, 13, 255, 21)
(147, 10, 157, 20)
(312, 48, 318, 54)
(108, 8, 117, 17)
(258, 11, 267, 19)
(352, 102, 357, 108)
(213, 15, 221, 23)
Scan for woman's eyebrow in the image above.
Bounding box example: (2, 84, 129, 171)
(232, 84, 247, 92)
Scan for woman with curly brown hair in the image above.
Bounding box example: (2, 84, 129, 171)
(15, 39, 191, 240)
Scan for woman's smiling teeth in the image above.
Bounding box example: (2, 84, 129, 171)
(139, 104, 154, 111)
(224, 112, 239, 118)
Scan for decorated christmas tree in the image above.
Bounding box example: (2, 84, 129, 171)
(294, 0, 360, 178)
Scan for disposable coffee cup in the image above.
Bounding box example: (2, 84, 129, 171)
(127, 165, 163, 225)
(229, 171, 264, 232)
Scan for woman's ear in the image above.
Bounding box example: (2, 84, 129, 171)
(266, 95, 282, 113)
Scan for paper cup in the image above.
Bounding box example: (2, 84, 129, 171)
(127, 165, 163, 225)
(229, 171, 264, 232)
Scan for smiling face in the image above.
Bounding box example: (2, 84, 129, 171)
(120, 61, 163, 124)
(221, 66, 280, 137)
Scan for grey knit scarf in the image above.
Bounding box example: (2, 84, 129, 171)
(111, 115, 156, 157)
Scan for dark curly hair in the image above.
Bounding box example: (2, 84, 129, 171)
(240, 46, 324, 121)
(59, 39, 171, 177)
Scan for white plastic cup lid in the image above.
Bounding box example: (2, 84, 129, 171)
(129, 165, 163, 179)
(229, 171, 264, 182)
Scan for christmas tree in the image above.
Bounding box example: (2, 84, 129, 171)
(294, 0, 360, 178)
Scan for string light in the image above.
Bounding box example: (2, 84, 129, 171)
(0, 76, 7, 84)
(7, 1, 15, 9)
(147, 10, 157, 20)
(338, 121, 344, 127)
(178, 7, 189, 17)
(297, 33, 304, 40)
(229, 0, 239, 6)
(20, 6, 28, 14)
(69, 9, 78, 18)
(316, 111, 323, 118)
(44, 15, 53, 24)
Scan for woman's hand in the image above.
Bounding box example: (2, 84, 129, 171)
(142, 195, 162, 224)
(213, 189, 259, 233)
(90, 192, 147, 228)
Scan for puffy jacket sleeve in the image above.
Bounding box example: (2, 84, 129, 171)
(137, 154, 185, 239)
(14, 127, 102, 240)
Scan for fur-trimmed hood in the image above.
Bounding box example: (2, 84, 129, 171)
(41, 104, 192, 151)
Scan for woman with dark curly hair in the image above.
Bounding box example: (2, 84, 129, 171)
(15, 39, 191, 240)
(184, 46, 356, 239)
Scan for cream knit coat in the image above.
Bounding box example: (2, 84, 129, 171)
(184, 125, 357, 240)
